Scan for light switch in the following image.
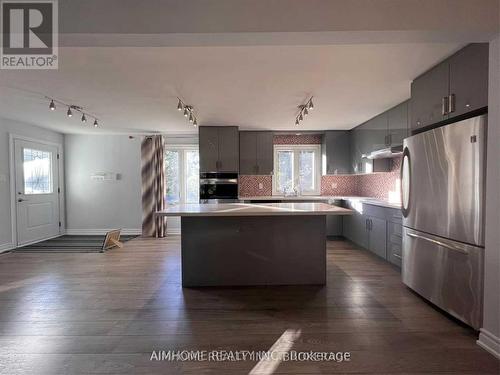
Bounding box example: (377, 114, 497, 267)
(0, 174, 8, 183)
(258, 183, 263, 190)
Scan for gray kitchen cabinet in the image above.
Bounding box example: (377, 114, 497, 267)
(256, 132, 274, 174)
(239, 131, 255, 174)
(366, 113, 388, 152)
(410, 60, 449, 131)
(367, 216, 387, 259)
(239, 131, 273, 175)
(343, 211, 368, 249)
(323, 131, 351, 174)
(387, 221, 402, 267)
(342, 201, 402, 264)
(410, 43, 489, 132)
(199, 126, 219, 172)
(387, 100, 409, 146)
(199, 126, 239, 173)
(326, 215, 343, 237)
(449, 43, 489, 119)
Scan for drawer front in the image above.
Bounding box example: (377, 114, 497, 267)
(388, 222, 403, 244)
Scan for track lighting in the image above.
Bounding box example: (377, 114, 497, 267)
(294, 96, 315, 126)
(176, 98, 199, 127)
(46, 97, 101, 129)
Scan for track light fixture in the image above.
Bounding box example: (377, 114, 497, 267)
(294, 97, 314, 126)
(176, 97, 199, 128)
(46, 97, 101, 129)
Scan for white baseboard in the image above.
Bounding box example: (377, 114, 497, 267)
(167, 228, 181, 235)
(65, 228, 142, 236)
(0, 242, 15, 253)
(477, 328, 500, 359)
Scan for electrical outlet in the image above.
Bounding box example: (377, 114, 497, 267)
(331, 182, 338, 189)
(258, 182, 263, 190)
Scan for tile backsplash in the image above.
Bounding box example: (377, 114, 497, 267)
(240, 157, 402, 201)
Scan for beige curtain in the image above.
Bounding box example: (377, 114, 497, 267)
(141, 135, 167, 237)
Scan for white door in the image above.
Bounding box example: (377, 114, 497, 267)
(14, 139, 60, 246)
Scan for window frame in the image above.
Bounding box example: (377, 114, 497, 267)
(164, 144, 199, 204)
(272, 144, 321, 196)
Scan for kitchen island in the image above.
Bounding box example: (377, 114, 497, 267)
(156, 202, 353, 287)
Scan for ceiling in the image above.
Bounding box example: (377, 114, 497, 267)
(0, 43, 463, 135)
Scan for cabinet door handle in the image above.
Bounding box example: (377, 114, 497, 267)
(387, 134, 392, 145)
(365, 219, 369, 230)
(441, 96, 449, 116)
(448, 94, 455, 114)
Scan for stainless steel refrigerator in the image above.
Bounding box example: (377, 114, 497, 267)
(401, 114, 487, 329)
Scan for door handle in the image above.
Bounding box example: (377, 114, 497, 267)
(406, 232, 468, 255)
(441, 96, 449, 116)
(393, 253, 402, 260)
(448, 94, 455, 114)
(18, 198, 27, 202)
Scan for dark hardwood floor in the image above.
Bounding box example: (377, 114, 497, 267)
(0, 236, 498, 374)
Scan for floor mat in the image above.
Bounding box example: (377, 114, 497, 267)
(12, 235, 139, 253)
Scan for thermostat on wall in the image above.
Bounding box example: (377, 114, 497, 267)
(90, 173, 119, 181)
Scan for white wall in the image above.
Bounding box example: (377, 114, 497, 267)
(478, 34, 500, 358)
(0, 117, 64, 252)
(64, 135, 142, 234)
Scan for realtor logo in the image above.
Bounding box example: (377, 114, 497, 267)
(1, 0, 58, 69)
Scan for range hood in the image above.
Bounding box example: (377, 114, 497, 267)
(363, 144, 403, 159)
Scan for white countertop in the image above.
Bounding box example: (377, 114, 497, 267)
(156, 202, 353, 217)
(239, 195, 402, 209)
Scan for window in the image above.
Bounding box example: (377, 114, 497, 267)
(273, 144, 321, 195)
(23, 148, 53, 194)
(165, 146, 199, 204)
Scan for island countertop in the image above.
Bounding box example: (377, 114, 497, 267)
(156, 202, 353, 217)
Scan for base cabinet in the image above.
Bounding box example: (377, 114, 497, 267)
(343, 201, 402, 268)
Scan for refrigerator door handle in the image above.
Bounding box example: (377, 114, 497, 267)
(401, 147, 411, 218)
(406, 232, 469, 255)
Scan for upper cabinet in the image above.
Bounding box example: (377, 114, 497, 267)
(322, 131, 350, 175)
(199, 126, 239, 172)
(449, 43, 489, 118)
(387, 100, 409, 146)
(365, 112, 388, 153)
(410, 43, 488, 131)
(239, 131, 273, 175)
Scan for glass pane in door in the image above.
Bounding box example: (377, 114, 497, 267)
(23, 148, 52, 194)
(185, 150, 200, 203)
(276, 151, 293, 194)
(299, 151, 315, 193)
(165, 150, 180, 204)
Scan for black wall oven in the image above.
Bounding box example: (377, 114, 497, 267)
(199, 173, 239, 203)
